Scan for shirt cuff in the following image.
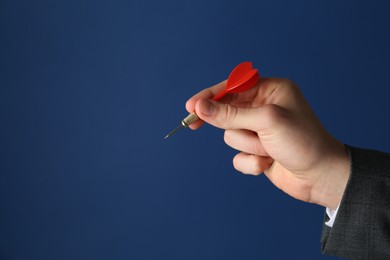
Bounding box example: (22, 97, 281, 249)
(325, 204, 340, 227)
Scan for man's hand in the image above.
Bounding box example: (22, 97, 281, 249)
(186, 78, 350, 210)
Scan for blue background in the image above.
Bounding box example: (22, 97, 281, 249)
(1, 0, 390, 259)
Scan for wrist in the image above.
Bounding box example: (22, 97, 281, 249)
(309, 142, 351, 210)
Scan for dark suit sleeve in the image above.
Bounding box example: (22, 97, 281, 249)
(321, 145, 390, 259)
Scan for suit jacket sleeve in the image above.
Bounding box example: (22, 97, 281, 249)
(321, 145, 390, 259)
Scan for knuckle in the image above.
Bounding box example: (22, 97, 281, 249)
(262, 104, 284, 128)
(281, 78, 300, 94)
(248, 142, 260, 156)
(281, 78, 294, 86)
(224, 104, 238, 127)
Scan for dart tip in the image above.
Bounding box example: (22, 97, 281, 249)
(164, 124, 184, 140)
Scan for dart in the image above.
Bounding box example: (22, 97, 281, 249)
(164, 62, 260, 139)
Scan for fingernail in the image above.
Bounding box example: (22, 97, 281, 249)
(200, 99, 215, 117)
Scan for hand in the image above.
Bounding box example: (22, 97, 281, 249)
(186, 78, 350, 210)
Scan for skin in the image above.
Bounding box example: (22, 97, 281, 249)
(186, 78, 350, 210)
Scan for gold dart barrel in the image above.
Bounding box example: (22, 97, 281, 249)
(181, 113, 199, 127)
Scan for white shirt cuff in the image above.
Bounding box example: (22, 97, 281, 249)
(325, 204, 340, 227)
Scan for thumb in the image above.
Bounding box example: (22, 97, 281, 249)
(195, 99, 266, 131)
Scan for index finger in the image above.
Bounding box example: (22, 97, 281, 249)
(185, 80, 226, 130)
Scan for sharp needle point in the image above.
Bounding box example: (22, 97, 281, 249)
(164, 125, 183, 139)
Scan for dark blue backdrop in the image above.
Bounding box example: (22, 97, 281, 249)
(1, 0, 390, 259)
